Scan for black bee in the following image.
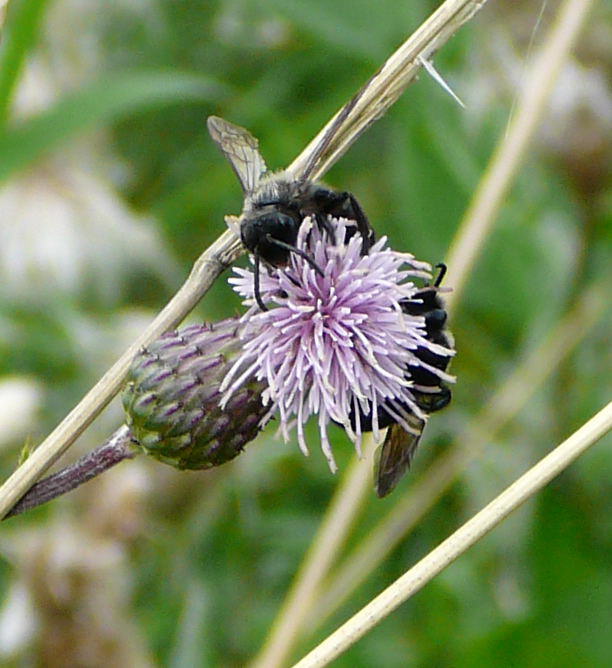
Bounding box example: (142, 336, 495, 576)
(356, 263, 454, 497)
(208, 113, 453, 498)
(207, 115, 375, 311)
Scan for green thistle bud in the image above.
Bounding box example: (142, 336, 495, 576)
(122, 319, 267, 470)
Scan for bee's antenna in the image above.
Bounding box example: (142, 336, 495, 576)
(253, 251, 269, 312)
(265, 235, 325, 278)
(434, 263, 447, 287)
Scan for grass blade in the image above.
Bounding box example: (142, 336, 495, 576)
(0, 70, 227, 182)
(0, 0, 50, 127)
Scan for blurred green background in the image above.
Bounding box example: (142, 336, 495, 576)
(0, 1, 610, 666)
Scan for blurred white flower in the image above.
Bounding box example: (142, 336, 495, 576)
(1, 60, 180, 303)
(213, 4, 291, 49)
(10, 58, 59, 119)
(0, 157, 178, 302)
(0, 522, 152, 667)
(462, 28, 612, 145)
(0, 377, 43, 449)
(0, 581, 36, 660)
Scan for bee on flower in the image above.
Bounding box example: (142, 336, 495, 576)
(222, 216, 455, 495)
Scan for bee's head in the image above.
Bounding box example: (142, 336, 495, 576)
(241, 211, 298, 265)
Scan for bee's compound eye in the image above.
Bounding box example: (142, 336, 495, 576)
(311, 187, 336, 204)
(258, 213, 296, 243)
(425, 309, 447, 330)
(241, 219, 259, 253)
(276, 213, 295, 231)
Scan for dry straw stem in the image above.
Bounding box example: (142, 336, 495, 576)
(288, 0, 490, 181)
(445, 0, 597, 311)
(293, 401, 612, 668)
(253, 0, 596, 662)
(0, 0, 490, 520)
(250, 436, 377, 668)
(310, 282, 608, 627)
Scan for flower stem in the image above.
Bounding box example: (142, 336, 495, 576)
(293, 402, 612, 668)
(3, 425, 137, 520)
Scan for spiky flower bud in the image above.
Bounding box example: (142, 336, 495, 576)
(122, 319, 268, 470)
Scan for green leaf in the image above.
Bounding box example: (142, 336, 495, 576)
(0, 70, 228, 183)
(0, 0, 51, 127)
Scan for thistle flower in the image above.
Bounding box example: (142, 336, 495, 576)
(123, 319, 269, 470)
(222, 217, 455, 471)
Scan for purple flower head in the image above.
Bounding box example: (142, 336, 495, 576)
(221, 217, 455, 472)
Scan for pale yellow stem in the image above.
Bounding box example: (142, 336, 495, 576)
(249, 436, 376, 668)
(289, 0, 491, 181)
(293, 402, 612, 668)
(250, 2, 493, 665)
(310, 283, 607, 627)
(445, 0, 596, 312)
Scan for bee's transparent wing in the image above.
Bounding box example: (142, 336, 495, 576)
(375, 416, 425, 498)
(207, 116, 267, 195)
(296, 89, 363, 182)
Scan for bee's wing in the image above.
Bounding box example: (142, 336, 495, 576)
(207, 116, 268, 195)
(297, 89, 363, 182)
(375, 417, 426, 498)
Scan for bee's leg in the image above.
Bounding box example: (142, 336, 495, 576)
(344, 192, 376, 253)
(400, 263, 448, 319)
(325, 191, 375, 253)
(314, 212, 335, 241)
(433, 262, 447, 287)
(265, 234, 325, 277)
(253, 251, 269, 312)
(309, 187, 375, 252)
